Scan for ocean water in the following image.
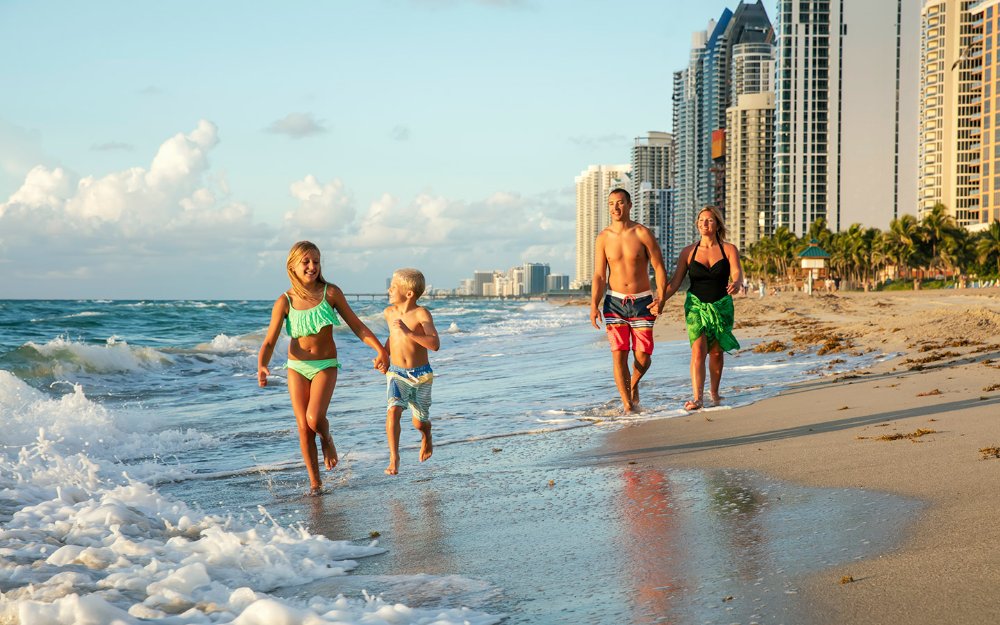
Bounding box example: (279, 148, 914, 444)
(0, 297, 899, 624)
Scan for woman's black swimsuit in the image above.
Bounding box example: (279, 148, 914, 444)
(687, 239, 730, 303)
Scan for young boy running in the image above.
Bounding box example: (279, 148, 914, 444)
(382, 268, 440, 475)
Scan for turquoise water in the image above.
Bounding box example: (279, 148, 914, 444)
(0, 297, 901, 624)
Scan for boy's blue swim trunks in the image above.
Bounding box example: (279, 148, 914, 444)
(386, 363, 434, 422)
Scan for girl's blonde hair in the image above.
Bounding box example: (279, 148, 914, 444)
(697, 205, 728, 243)
(286, 241, 328, 299)
(392, 268, 426, 299)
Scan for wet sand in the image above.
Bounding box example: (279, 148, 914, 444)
(601, 288, 1000, 624)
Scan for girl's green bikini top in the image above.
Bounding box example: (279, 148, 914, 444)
(284, 283, 342, 338)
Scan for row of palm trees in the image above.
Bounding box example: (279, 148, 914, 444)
(741, 204, 1000, 288)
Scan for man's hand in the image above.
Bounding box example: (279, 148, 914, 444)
(590, 306, 602, 329)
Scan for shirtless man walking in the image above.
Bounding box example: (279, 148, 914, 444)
(590, 188, 668, 414)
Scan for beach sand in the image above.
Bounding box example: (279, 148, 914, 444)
(600, 288, 1000, 624)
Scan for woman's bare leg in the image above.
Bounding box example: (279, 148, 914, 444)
(708, 344, 724, 405)
(687, 335, 708, 409)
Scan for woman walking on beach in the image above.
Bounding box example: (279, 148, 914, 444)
(660, 206, 743, 410)
(258, 241, 388, 494)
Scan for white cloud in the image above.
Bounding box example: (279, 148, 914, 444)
(90, 142, 134, 152)
(0, 120, 575, 297)
(284, 175, 355, 234)
(0, 120, 270, 298)
(266, 112, 328, 139)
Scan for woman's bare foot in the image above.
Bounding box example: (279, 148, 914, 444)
(385, 455, 399, 475)
(684, 399, 703, 411)
(710, 393, 723, 407)
(419, 432, 433, 462)
(321, 434, 338, 470)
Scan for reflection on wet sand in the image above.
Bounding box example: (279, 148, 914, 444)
(618, 467, 683, 623)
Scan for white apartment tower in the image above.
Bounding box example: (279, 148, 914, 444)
(920, 0, 982, 227)
(631, 132, 675, 264)
(775, 0, 919, 235)
(726, 41, 775, 250)
(574, 164, 631, 287)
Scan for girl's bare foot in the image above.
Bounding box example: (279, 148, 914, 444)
(308, 485, 324, 496)
(419, 433, 433, 462)
(385, 456, 399, 475)
(321, 434, 338, 470)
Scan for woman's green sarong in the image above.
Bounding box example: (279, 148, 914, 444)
(683, 292, 740, 353)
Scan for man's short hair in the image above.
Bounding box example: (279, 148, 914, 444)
(609, 188, 631, 204)
(393, 268, 426, 299)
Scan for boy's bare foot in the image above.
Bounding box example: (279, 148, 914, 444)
(385, 456, 399, 475)
(419, 433, 433, 462)
(321, 434, 338, 470)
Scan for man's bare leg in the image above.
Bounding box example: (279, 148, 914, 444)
(630, 351, 651, 405)
(612, 350, 634, 413)
(385, 406, 403, 475)
(414, 417, 433, 462)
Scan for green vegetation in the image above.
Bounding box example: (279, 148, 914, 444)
(742, 205, 1000, 289)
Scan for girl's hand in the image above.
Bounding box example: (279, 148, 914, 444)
(258, 366, 270, 387)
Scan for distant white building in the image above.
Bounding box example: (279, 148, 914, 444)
(575, 164, 631, 287)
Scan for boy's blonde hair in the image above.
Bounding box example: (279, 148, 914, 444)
(286, 241, 328, 299)
(393, 268, 426, 299)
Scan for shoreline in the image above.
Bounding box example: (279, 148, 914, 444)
(597, 288, 1000, 624)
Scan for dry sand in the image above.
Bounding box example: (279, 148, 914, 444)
(601, 287, 1000, 625)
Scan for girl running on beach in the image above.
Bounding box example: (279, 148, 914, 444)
(257, 241, 388, 495)
(658, 206, 744, 411)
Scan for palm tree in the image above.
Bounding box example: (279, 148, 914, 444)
(977, 220, 1000, 276)
(940, 227, 973, 283)
(771, 226, 798, 280)
(919, 203, 959, 274)
(883, 214, 920, 279)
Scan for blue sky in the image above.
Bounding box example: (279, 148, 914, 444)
(0, 0, 775, 299)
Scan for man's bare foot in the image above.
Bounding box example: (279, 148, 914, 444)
(419, 433, 433, 462)
(622, 400, 635, 415)
(385, 456, 399, 475)
(630, 383, 640, 406)
(321, 434, 338, 470)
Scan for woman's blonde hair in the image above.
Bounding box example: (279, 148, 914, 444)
(697, 205, 728, 243)
(286, 241, 328, 299)
(392, 268, 426, 299)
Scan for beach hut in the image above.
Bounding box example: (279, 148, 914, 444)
(798, 239, 830, 294)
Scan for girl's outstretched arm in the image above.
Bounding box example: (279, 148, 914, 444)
(330, 285, 389, 369)
(258, 295, 288, 387)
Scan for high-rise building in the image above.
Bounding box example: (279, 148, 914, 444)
(674, 30, 709, 261)
(973, 0, 1000, 226)
(726, 41, 775, 250)
(704, 2, 773, 211)
(546, 274, 570, 291)
(727, 91, 776, 250)
(574, 164, 631, 287)
(776, 0, 920, 235)
(774, 0, 844, 234)
(631, 132, 675, 265)
(523, 263, 550, 295)
(842, 0, 920, 228)
(473, 271, 495, 296)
